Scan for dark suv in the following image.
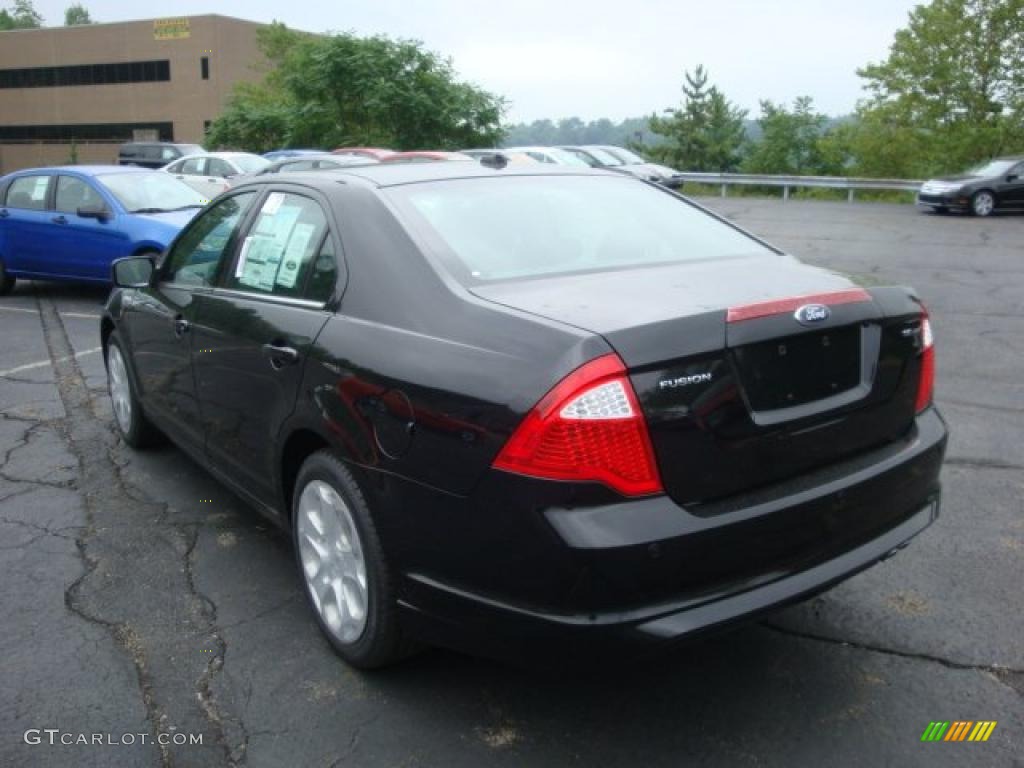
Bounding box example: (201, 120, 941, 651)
(118, 142, 204, 169)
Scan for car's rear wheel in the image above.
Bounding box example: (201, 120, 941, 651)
(292, 451, 413, 668)
(106, 332, 161, 448)
(0, 259, 15, 296)
(971, 190, 995, 217)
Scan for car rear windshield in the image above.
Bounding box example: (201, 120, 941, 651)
(387, 175, 776, 282)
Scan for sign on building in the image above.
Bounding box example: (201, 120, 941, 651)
(153, 18, 190, 40)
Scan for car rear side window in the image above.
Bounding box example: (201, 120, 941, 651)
(5, 175, 51, 210)
(226, 192, 330, 300)
(388, 175, 776, 283)
(162, 192, 257, 287)
(56, 176, 105, 214)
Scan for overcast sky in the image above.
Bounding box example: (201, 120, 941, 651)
(31, 0, 920, 122)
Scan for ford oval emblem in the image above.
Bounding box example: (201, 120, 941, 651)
(794, 303, 830, 325)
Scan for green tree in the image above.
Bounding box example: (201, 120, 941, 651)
(743, 97, 834, 175)
(854, 0, 1024, 175)
(64, 3, 93, 25)
(647, 66, 747, 171)
(0, 0, 43, 29)
(207, 24, 506, 152)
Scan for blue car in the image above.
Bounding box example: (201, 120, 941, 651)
(0, 165, 205, 294)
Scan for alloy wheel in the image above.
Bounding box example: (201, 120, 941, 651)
(296, 480, 369, 644)
(972, 191, 995, 217)
(107, 344, 133, 434)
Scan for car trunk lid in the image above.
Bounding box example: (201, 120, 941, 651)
(472, 258, 927, 504)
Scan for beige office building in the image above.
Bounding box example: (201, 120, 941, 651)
(0, 14, 267, 173)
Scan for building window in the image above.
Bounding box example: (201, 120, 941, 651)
(0, 60, 171, 89)
(201, 57, 209, 80)
(0, 122, 174, 143)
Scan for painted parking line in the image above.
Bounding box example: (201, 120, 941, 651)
(0, 305, 101, 320)
(0, 346, 102, 377)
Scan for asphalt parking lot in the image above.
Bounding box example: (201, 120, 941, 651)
(1, 197, 1021, 768)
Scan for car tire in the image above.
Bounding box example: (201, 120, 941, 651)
(971, 190, 995, 217)
(106, 331, 162, 448)
(0, 258, 15, 296)
(292, 450, 415, 669)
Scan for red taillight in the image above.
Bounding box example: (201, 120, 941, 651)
(915, 312, 935, 413)
(493, 354, 663, 496)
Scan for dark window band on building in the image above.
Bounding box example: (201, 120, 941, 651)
(201, 56, 209, 80)
(0, 122, 174, 143)
(0, 60, 170, 89)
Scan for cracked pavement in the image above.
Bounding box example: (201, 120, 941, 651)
(0, 200, 1021, 767)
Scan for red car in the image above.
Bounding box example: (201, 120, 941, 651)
(331, 147, 396, 160)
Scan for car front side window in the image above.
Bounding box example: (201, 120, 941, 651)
(225, 192, 330, 300)
(56, 176, 105, 214)
(206, 158, 232, 178)
(179, 158, 206, 176)
(161, 192, 257, 287)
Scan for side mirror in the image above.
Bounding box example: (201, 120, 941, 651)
(78, 205, 110, 221)
(111, 255, 155, 288)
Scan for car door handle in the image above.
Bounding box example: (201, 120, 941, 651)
(174, 316, 190, 338)
(176, 175, 185, 180)
(262, 343, 300, 369)
(51, 215, 67, 225)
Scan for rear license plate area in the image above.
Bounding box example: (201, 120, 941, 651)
(732, 326, 861, 411)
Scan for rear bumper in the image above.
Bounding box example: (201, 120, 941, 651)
(392, 408, 947, 662)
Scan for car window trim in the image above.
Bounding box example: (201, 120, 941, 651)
(210, 286, 331, 311)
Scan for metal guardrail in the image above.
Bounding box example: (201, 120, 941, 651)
(671, 172, 924, 202)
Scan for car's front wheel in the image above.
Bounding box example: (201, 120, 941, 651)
(292, 451, 413, 668)
(0, 258, 15, 296)
(971, 190, 996, 217)
(106, 332, 161, 448)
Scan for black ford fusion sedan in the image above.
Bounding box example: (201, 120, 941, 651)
(917, 155, 1024, 216)
(101, 163, 946, 668)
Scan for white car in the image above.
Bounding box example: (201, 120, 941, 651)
(501, 146, 591, 166)
(161, 152, 270, 200)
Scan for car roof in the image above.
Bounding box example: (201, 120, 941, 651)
(184, 151, 260, 159)
(232, 162, 618, 191)
(5, 165, 151, 178)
